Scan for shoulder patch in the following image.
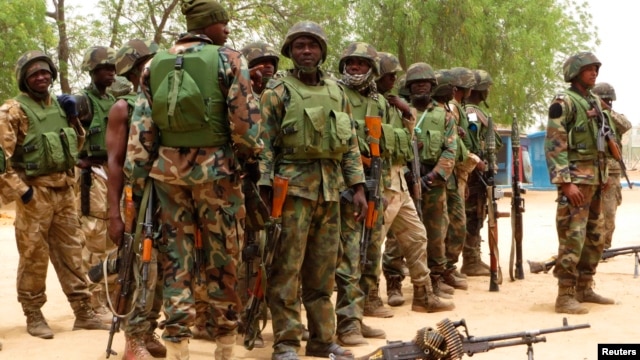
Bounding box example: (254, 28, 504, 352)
(548, 102, 563, 119)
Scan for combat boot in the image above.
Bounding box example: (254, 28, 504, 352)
(576, 280, 615, 305)
(166, 339, 189, 360)
(363, 284, 394, 318)
(144, 332, 167, 358)
(214, 334, 237, 360)
(430, 275, 453, 299)
(24, 308, 53, 339)
(361, 322, 385, 339)
(442, 268, 468, 290)
(555, 286, 588, 314)
(124, 335, 154, 360)
(72, 301, 110, 330)
(411, 285, 455, 313)
(460, 254, 490, 276)
(337, 329, 368, 346)
(385, 274, 405, 307)
(91, 289, 113, 324)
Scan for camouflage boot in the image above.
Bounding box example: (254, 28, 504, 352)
(429, 275, 453, 299)
(576, 280, 615, 305)
(385, 274, 405, 307)
(363, 284, 394, 318)
(165, 339, 189, 360)
(555, 286, 589, 314)
(461, 236, 490, 276)
(214, 334, 237, 360)
(71, 301, 110, 331)
(144, 332, 167, 358)
(411, 284, 455, 313)
(124, 335, 154, 360)
(23, 307, 53, 339)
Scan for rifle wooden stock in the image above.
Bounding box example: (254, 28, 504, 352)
(605, 134, 633, 188)
(243, 175, 289, 350)
(509, 115, 526, 281)
(485, 116, 501, 291)
(360, 116, 383, 267)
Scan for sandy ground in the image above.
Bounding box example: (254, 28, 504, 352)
(1, 173, 640, 360)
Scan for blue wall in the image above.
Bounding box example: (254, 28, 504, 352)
(526, 131, 555, 190)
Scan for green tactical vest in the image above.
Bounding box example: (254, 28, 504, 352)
(565, 90, 606, 161)
(465, 104, 502, 157)
(274, 76, 352, 161)
(82, 89, 114, 159)
(150, 44, 228, 148)
(415, 105, 447, 165)
(12, 94, 78, 176)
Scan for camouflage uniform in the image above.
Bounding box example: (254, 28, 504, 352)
(75, 46, 118, 318)
(591, 82, 632, 250)
(545, 52, 614, 314)
(125, 32, 263, 351)
(0, 50, 107, 339)
(258, 21, 366, 359)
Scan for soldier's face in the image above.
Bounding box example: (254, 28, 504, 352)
(205, 22, 230, 46)
(376, 72, 396, 94)
(93, 65, 116, 88)
(410, 80, 432, 96)
(344, 57, 370, 75)
(255, 59, 276, 78)
(577, 64, 598, 88)
(26, 69, 52, 93)
(290, 36, 322, 67)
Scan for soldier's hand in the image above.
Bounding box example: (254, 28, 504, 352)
(351, 184, 368, 222)
(108, 216, 124, 246)
(476, 160, 486, 172)
(560, 183, 584, 207)
(387, 95, 411, 118)
(249, 65, 264, 87)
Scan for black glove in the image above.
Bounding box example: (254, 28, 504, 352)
(420, 172, 437, 192)
(21, 187, 34, 204)
(57, 94, 78, 118)
(244, 161, 260, 183)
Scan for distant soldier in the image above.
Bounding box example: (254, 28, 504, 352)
(545, 52, 615, 314)
(591, 82, 632, 250)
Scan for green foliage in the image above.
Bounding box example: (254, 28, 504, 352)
(0, 0, 55, 99)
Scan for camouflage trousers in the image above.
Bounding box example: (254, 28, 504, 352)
(553, 184, 605, 286)
(154, 177, 244, 342)
(422, 182, 449, 274)
(123, 248, 164, 337)
(76, 165, 117, 300)
(464, 173, 487, 258)
(15, 185, 91, 309)
(335, 199, 383, 335)
(445, 175, 467, 270)
(602, 173, 622, 249)
(381, 188, 430, 285)
(267, 194, 340, 353)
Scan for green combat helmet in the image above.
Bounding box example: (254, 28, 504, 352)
(115, 39, 159, 76)
(592, 82, 616, 101)
(338, 41, 380, 77)
(280, 20, 328, 62)
(14, 50, 58, 93)
(81, 46, 116, 73)
(433, 69, 456, 97)
(449, 67, 476, 89)
(377, 52, 403, 78)
(562, 52, 601, 82)
(240, 41, 280, 72)
(397, 73, 410, 100)
(404, 62, 437, 89)
(472, 69, 493, 91)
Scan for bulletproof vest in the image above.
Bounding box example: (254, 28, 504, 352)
(150, 44, 228, 148)
(274, 76, 352, 161)
(564, 90, 603, 161)
(343, 86, 387, 160)
(415, 104, 447, 165)
(12, 94, 78, 176)
(465, 104, 502, 157)
(82, 89, 114, 159)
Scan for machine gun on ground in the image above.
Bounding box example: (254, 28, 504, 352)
(356, 317, 589, 360)
(528, 245, 640, 278)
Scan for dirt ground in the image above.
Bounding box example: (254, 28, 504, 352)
(1, 172, 639, 360)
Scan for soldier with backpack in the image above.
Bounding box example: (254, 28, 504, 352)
(125, 0, 263, 359)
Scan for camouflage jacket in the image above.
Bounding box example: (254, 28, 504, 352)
(125, 33, 263, 193)
(412, 102, 457, 181)
(257, 70, 365, 202)
(464, 104, 503, 158)
(0, 95, 85, 202)
(383, 94, 414, 193)
(605, 108, 632, 174)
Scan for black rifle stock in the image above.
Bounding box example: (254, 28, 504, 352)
(357, 317, 589, 360)
(360, 116, 383, 267)
(243, 175, 289, 350)
(410, 137, 423, 221)
(509, 115, 526, 281)
(529, 245, 640, 278)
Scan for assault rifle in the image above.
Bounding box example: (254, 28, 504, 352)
(591, 99, 632, 189)
(528, 245, 640, 278)
(243, 175, 289, 350)
(356, 317, 590, 360)
(139, 184, 154, 308)
(485, 116, 505, 291)
(509, 115, 526, 281)
(360, 116, 383, 266)
(409, 136, 423, 221)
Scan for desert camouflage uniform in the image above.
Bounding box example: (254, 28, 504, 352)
(125, 33, 263, 343)
(258, 69, 365, 354)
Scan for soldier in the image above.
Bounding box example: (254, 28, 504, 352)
(257, 21, 368, 360)
(125, 0, 263, 358)
(0, 51, 108, 339)
(545, 52, 615, 314)
(375, 53, 455, 311)
(75, 45, 118, 322)
(333, 42, 388, 346)
(462, 69, 502, 276)
(241, 41, 280, 95)
(107, 39, 166, 360)
(591, 82, 632, 250)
